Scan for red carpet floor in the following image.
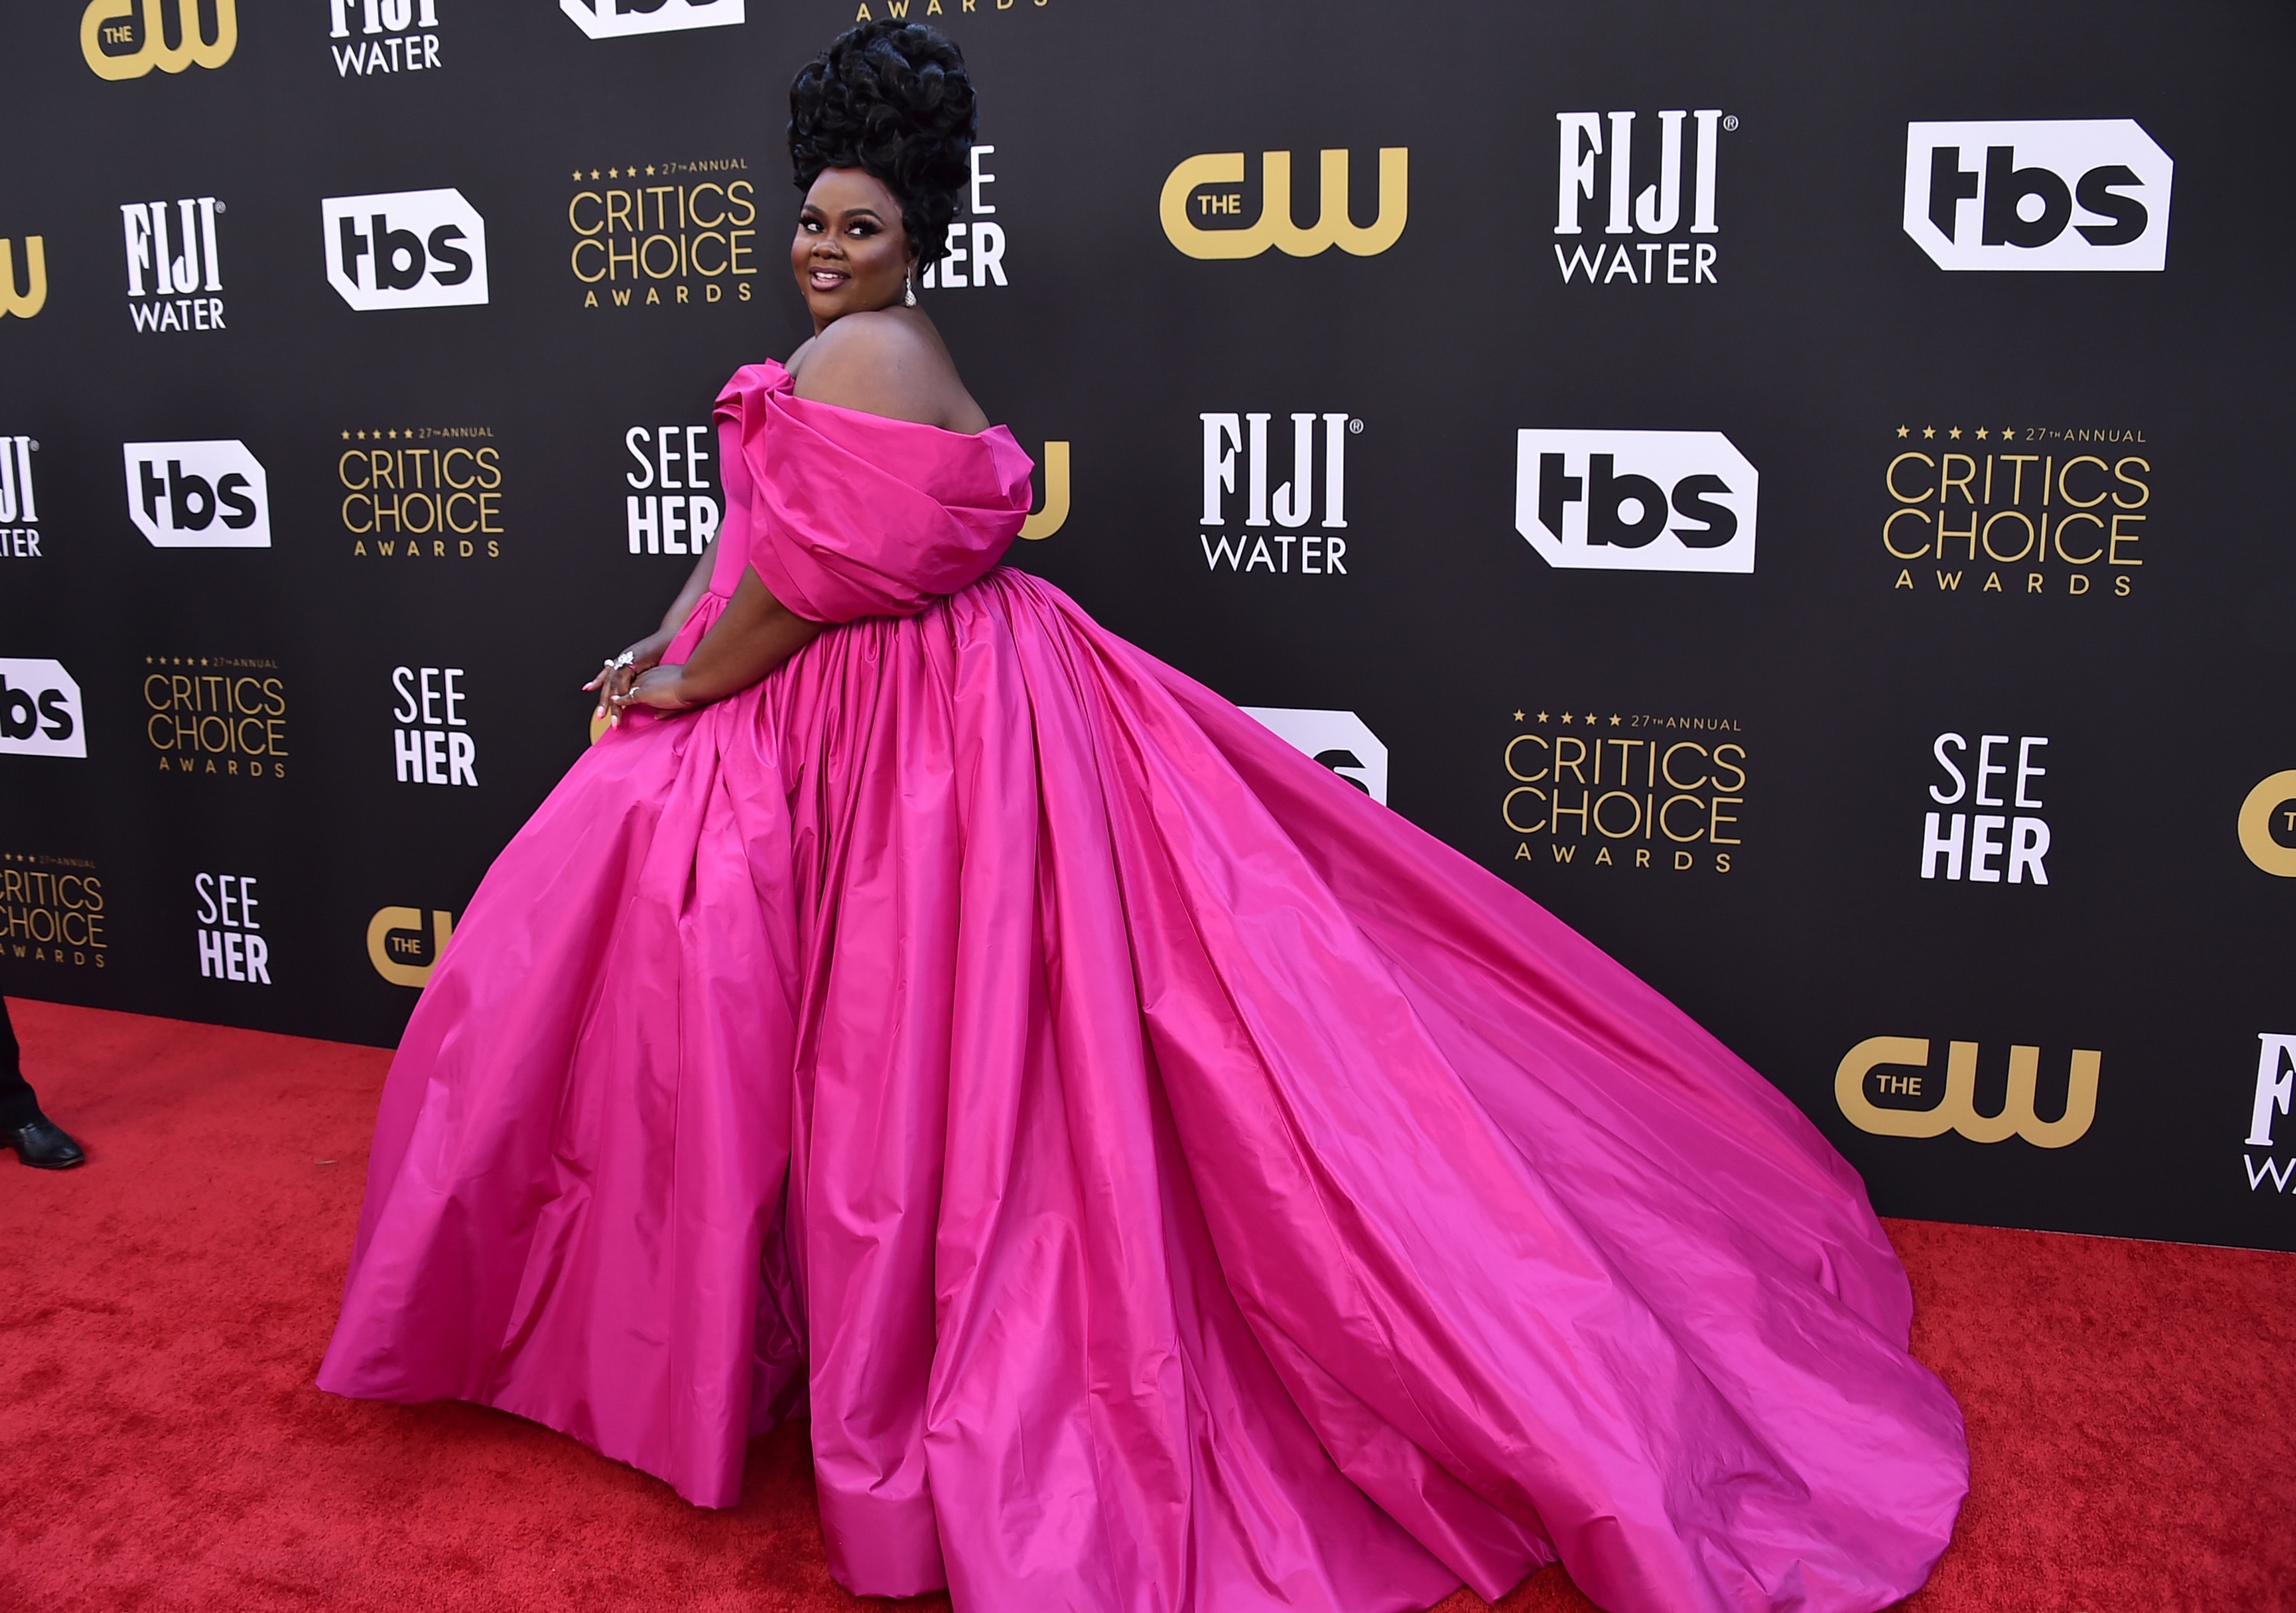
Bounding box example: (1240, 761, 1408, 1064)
(2, 998, 2291, 1613)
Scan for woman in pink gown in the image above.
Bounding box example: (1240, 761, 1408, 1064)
(319, 22, 1966, 1613)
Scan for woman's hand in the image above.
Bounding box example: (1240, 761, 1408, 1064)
(583, 630, 673, 724)
(606, 664, 697, 725)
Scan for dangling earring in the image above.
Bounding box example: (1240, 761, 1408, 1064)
(902, 267, 917, 307)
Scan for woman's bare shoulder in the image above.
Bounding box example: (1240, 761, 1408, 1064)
(790, 311, 989, 433)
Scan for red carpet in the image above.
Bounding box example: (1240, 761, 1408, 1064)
(2, 998, 2290, 1613)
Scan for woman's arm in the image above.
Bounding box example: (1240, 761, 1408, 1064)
(607, 565, 823, 722)
(584, 539, 718, 717)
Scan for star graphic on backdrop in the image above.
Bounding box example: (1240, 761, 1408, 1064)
(1512, 710, 1525, 722)
(589, 168, 601, 180)
(608, 168, 619, 179)
(646, 165, 657, 176)
(1948, 426, 1962, 439)
(1561, 712, 1574, 725)
(387, 429, 397, 439)
(2001, 426, 2015, 440)
(1896, 425, 1909, 438)
(1975, 427, 1989, 440)
(1536, 710, 1549, 723)
(1922, 426, 1936, 439)
(571, 170, 582, 181)
(1609, 714, 1622, 727)
(1582, 713, 1594, 726)
(354, 429, 366, 440)
(340, 430, 350, 440)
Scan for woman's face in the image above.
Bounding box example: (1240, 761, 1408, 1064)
(791, 167, 914, 326)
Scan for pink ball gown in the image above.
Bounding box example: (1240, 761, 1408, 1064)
(318, 361, 1966, 1613)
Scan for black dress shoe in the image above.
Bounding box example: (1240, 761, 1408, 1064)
(3, 1115, 86, 1169)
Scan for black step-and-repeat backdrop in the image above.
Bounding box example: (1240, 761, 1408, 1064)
(4, 0, 2292, 1252)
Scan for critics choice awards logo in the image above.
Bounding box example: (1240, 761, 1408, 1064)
(328, 0, 442, 77)
(559, 0, 741, 39)
(920, 146, 1009, 290)
(1919, 731, 2053, 886)
(1241, 708, 1388, 804)
(324, 190, 487, 310)
(194, 871, 272, 985)
(340, 426, 502, 560)
(0, 661, 85, 759)
(123, 441, 269, 548)
(1835, 1036, 2099, 1148)
(1, 436, 42, 560)
(143, 655, 288, 779)
(1552, 109, 1730, 286)
(390, 665, 478, 787)
(81, 0, 236, 80)
(1881, 423, 2148, 599)
(1197, 410, 1358, 577)
(1904, 120, 2171, 273)
(569, 160, 758, 309)
(0, 233, 44, 321)
(1502, 707, 1743, 874)
(1161, 147, 1406, 260)
(1515, 431, 1756, 573)
(1, 852, 106, 969)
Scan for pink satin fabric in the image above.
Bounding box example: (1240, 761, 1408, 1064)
(319, 361, 1967, 1613)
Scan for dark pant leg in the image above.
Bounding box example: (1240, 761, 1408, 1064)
(0, 999, 38, 1128)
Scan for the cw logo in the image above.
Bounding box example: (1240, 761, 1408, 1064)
(2237, 771, 2296, 876)
(1836, 1035, 2100, 1148)
(367, 906, 454, 988)
(0, 237, 44, 320)
(82, 0, 236, 79)
(1019, 441, 1068, 540)
(1159, 149, 1407, 260)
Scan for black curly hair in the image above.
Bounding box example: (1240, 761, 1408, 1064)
(788, 21, 977, 271)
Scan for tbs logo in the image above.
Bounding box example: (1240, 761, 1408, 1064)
(122, 441, 269, 548)
(322, 189, 488, 309)
(0, 659, 85, 758)
(1514, 430, 1757, 574)
(559, 0, 742, 39)
(1240, 707, 1388, 805)
(1903, 120, 2172, 272)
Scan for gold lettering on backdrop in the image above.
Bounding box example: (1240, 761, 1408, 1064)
(81, 0, 236, 80)
(1018, 442, 1069, 539)
(0, 238, 47, 319)
(1159, 150, 1407, 260)
(1835, 1036, 2101, 1148)
(367, 906, 455, 988)
(2237, 770, 2296, 877)
(1880, 426, 2148, 598)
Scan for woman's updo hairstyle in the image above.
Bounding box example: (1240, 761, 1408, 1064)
(789, 21, 977, 271)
